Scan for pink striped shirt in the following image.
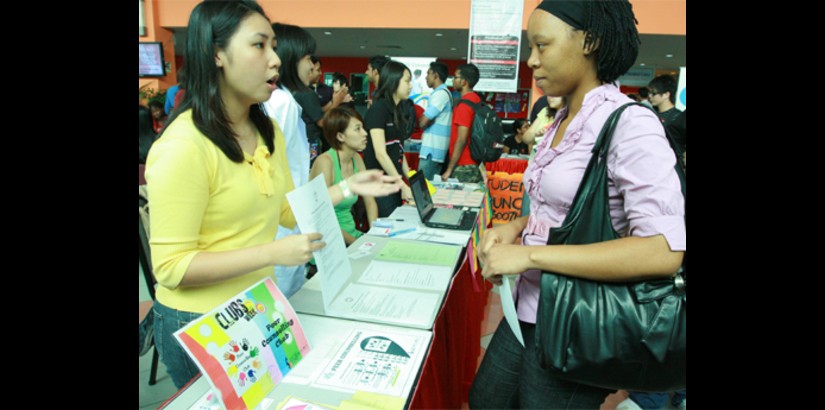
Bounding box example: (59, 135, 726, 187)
(516, 84, 686, 324)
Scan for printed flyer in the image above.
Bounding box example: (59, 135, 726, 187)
(314, 328, 429, 397)
(175, 278, 311, 410)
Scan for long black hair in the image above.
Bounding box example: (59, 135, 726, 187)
(273, 23, 317, 94)
(164, 0, 275, 163)
(373, 60, 411, 135)
(580, 1, 641, 84)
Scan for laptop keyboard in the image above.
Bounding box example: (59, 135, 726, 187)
(430, 208, 464, 225)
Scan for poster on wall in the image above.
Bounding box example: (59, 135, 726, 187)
(468, 0, 524, 93)
(174, 278, 311, 410)
(676, 67, 686, 111)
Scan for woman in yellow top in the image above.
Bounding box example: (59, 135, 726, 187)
(144, 0, 401, 389)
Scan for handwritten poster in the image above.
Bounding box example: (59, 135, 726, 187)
(174, 278, 311, 410)
(486, 171, 524, 225)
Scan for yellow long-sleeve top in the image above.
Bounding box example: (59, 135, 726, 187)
(145, 110, 296, 313)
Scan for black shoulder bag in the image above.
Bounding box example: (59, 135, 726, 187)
(535, 102, 686, 392)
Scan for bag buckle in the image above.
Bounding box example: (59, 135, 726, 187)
(672, 269, 686, 295)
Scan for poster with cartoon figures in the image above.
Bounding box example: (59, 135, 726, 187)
(175, 278, 311, 410)
(314, 329, 428, 397)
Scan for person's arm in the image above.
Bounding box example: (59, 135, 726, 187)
(481, 106, 685, 284)
(480, 235, 683, 285)
(502, 145, 511, 154)
(522, 116, 547, 145)
(183, 235, 325, 287)
(322, 86, 351, 113)
(442, 125, 469, 180)
(400, 155, 412, 201)
(419, 115, 432, 130)
(369, 128, 400, 177)
(329, 169, 403, 204)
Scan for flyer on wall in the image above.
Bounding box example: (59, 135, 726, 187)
(468, 0, 525, 92)
(174, 278, 312, 410)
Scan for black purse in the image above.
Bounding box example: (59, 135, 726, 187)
(535, 102, 686, 392)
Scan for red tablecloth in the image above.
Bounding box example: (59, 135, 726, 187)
(485, 157, 528, 174)
(409, 254, 491, 409)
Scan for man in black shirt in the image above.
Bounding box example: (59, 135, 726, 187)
(310, 55, 333, 108)
(647, 75, 683, 127)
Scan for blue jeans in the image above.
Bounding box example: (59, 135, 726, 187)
(469, 319, 612, 409)
(629, 390, 686, 409)
(153, 301, 204, 389)
(418, 156, 443, 181)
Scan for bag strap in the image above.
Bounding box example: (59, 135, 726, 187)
(458, 98, 481, 111)
(545, 102, 685, 242)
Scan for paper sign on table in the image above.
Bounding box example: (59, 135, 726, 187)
(174, 278, 311, 410)
(375, 241, 459, 267)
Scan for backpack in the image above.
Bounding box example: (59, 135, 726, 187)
(458, 98, 505, 163)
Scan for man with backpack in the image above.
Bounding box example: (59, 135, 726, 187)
(442, 63, 484, 183)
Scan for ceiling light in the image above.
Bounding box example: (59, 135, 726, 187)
(451, 47, 457, 51)
(666, 54, 673, 58)
(435, 33, 443, 37)
(640, 63, 646, 66)
(324, 31, 332, 35)
(359, 45, 366, 49)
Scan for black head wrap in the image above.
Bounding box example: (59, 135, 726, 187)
(536, 0, 587, 30)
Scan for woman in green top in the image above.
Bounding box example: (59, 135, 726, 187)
(310, 106, 378, 245)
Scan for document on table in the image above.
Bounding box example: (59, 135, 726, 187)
(500, 278, 524, 346)
(357, 260, 453, 292)
(432, 189, 485, 208)
(375, 241, 460, 267)
(286, 175, 351, 308)
(313, 328, 430, 397)
(328, 283, 440, 328)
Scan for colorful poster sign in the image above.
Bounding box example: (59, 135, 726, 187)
(468, 0, 524, 92)
(174, 278, 311, 410)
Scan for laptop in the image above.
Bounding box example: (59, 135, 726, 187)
(409, 172, 478, 230)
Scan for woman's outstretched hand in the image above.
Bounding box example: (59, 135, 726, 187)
(347, 170, 404, 198)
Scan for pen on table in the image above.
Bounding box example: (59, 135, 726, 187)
(388, 227, 417, 237)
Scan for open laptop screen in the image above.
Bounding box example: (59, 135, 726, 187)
(410, 172, 434, 220)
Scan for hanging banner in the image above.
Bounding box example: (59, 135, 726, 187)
(676, 67, 686, 110)
(617, 66, 655, 87)
(468, 0, 524, 93)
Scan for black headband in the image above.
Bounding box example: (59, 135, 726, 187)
(536, 0, 587, 30)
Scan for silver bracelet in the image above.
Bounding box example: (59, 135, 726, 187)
(338, 179, 355, 199)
